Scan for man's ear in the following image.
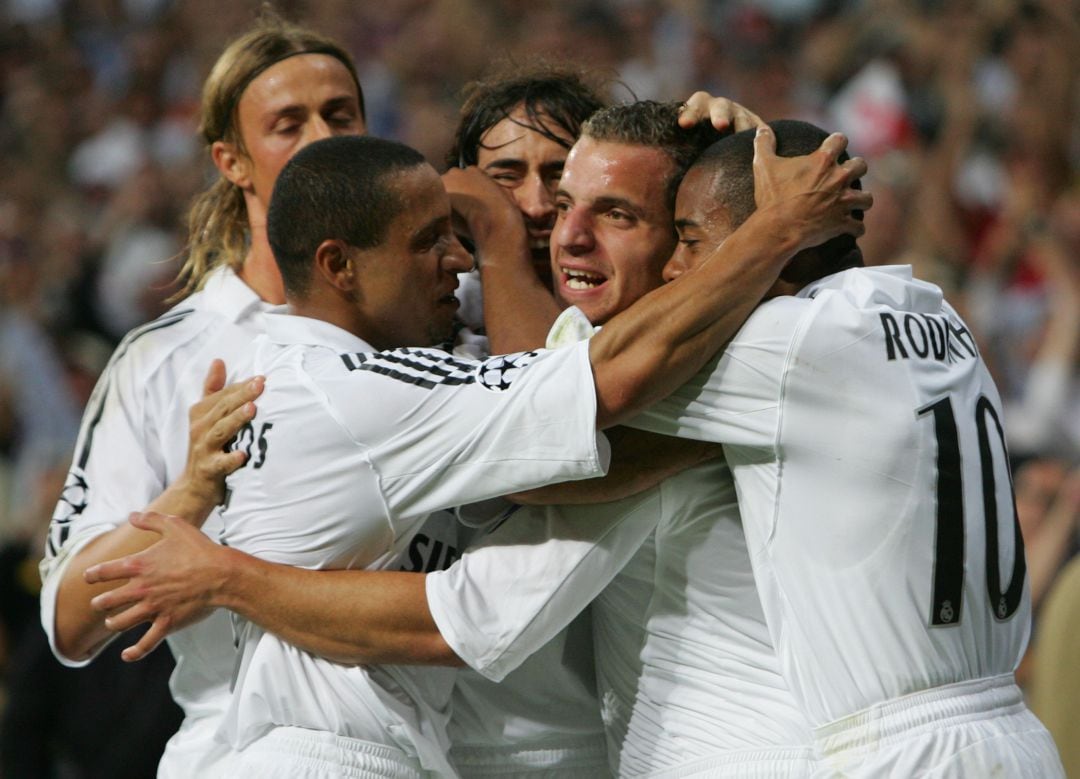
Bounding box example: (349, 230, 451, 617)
(211, 140, 252, 190)
(314, 240, 356, 293)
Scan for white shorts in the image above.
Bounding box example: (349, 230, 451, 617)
(451, 734, 610, 777)
(157, 713, 238, 778)
(642, 747, 814, 778)
(813, 674, 1064, 778)
(234, 726, 427, 779)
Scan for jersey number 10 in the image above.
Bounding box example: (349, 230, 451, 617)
(919, 395, 1026, 627)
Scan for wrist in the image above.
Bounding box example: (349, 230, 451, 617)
(151, 478, 219, 527)
(213, 545, 260, 613)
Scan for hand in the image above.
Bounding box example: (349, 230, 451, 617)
(442, 167, 527, 248)
(169, 360, 265, 520)
(752, 125, 872, 253)
(84, 511, 234, 662)
(678, 92, 764, 134)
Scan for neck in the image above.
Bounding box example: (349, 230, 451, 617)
(239, 192, 287, 304)
(288, 290, 379, 346)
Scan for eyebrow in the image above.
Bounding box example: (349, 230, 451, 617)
(674, 217, 700, 231)
(483, 158, 565, 171)
(263, 93, 359, 119)
(592, 195, 642, 215)
(409, 216, 449, 251)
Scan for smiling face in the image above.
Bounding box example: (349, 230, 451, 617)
(476, 105, 574, 281)
(349, 165, 473, 349)
(551, 136, 678, 325)
(218, 53, 365, 219)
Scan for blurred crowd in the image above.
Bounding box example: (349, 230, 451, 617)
(0, 0, 1077, 775)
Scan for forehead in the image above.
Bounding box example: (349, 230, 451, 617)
(674, 165, 723, 222)
(476, 106, 574, 163)
(384, 165, 450, 234)
(239, 53, 359, 114)
(561, 137, 674, 211)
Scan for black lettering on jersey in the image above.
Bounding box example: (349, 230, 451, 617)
(947, 318, 977, 359)
(341, 348, 540, 393)
(399, 533, 461, 573)
(226, 422, 273, 470)
(880, 312, 976, 364)
(881, 313, 908, 360)
(45, 309, 195, 561)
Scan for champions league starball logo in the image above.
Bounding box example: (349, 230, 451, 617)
(478, 351, 540, 392)
(54, 469, 90, 522)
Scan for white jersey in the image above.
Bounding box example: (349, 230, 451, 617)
(631, 266, 1032, 729)
(217, 311, 607, 775)
(618, 466, 813, 776)
(427, 459, 812, 777)
(39, 267, 271, 777)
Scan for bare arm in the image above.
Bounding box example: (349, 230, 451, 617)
(53, 361, 261, 661)
(443, 166, 562, 353)
(589, 126, 870, 428)
(464, 94, 766, 355)
(86, 512, 457, 666)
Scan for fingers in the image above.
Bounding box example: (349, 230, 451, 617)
(129, 510, 170, 534)
(677, 93, 764, 133)
(677, 91, 713, 128)
(205, 400, 257, 452)
(753, 124, 777, 161)
(202, 359, 227, 397)
(840, 155, 868, 183)
(121, 617, 170, 663)
(190, 376, 263, 439)
(85, 556, 139, 585)
(816, 131, 850, 162)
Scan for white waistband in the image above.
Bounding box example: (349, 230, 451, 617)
(641, 746, 814, 779)
(238, 726, 425, 777)
(815, 674, 1025, 757)
(450, 733, 608, 771)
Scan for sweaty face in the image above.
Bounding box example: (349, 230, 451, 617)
(666, 165, 735, 282)
(350, 166, 474, 350)
(551, 137, 678, 325)
(476, 106, 573, 281)
(233, 54, 365, 214)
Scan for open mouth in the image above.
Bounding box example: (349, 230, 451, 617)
(561, 267, 607, 291)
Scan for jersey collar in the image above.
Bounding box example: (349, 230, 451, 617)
(200, 266, 273, 323)
(261, 310, 375, 353)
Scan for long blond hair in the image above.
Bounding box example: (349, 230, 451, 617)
(175, 13, 363, 299)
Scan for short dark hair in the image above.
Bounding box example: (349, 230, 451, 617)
(582, 100, 726, 213)
(447, 63, 607, 169)
(267, 136, 427, 297)
(691, 119, 863, 282)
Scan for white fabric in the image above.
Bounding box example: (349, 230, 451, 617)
(39, 266, 271, 777)
(446, 332, 611, 776)
(812, 675, 1064, 778)
(448, 622, 609, 777)
(233, 726, 425, 779)
(216, 311, 608, 775)
(427, 460, 812, 777)
(617, 465, 812, 776)
(630, 266, 1052, 767)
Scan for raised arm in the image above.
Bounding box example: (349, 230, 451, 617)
(443, 166, 563, 353)
(588, 125, 870, 428)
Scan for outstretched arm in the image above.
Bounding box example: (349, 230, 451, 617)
(589, 126, 871, 428)
(86, 512, 456, 666)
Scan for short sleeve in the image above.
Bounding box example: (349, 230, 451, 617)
(426, 488, 663, 681)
